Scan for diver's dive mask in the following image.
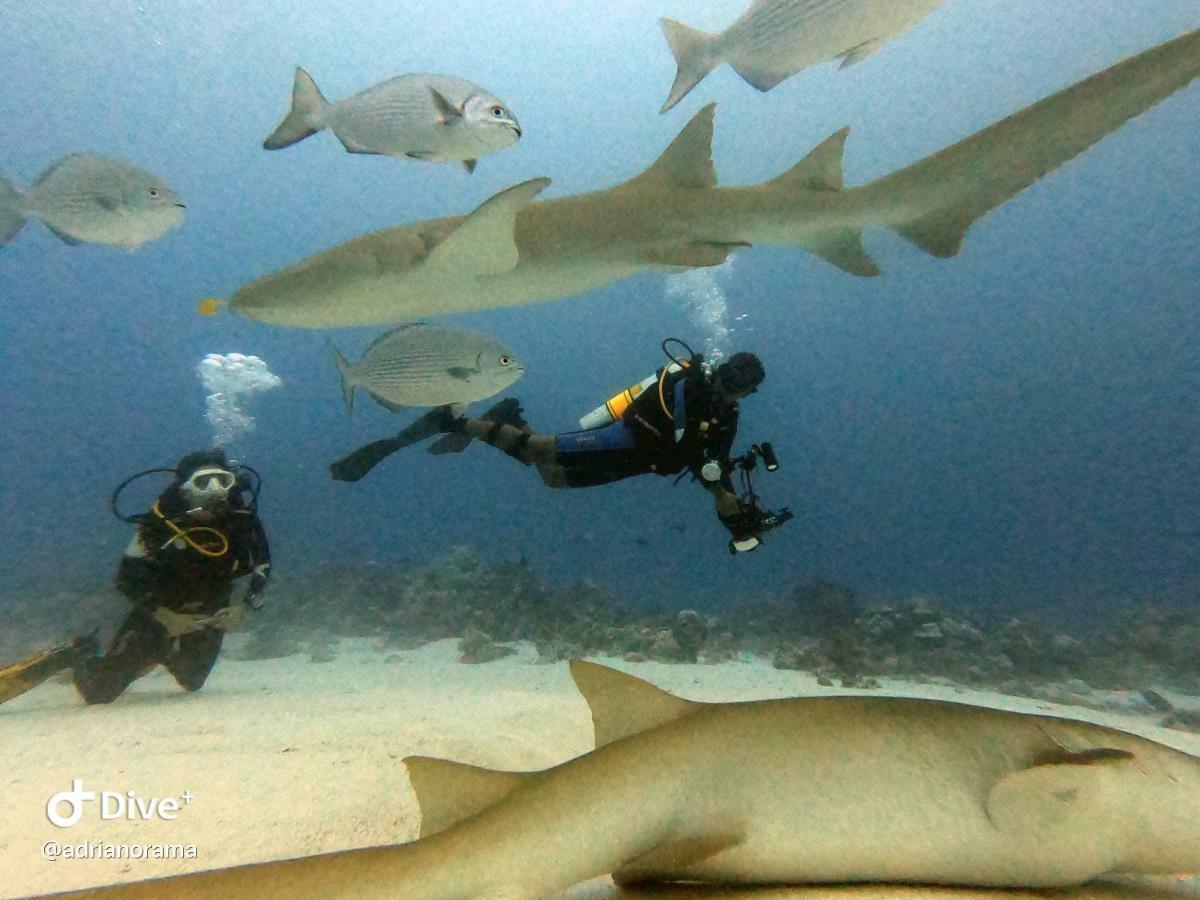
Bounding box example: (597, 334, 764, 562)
(179, 467, 237, 513)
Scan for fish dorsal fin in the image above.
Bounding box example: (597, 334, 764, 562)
(363, 322, 428, 355)
(986, 747, 1136, 836)
(569, 659, 701, 748)
(765, 128, 849, 192)
(34, 154, 84, 187)
(425, 177, 550, 276)
(404, 756, 533, 837)
(623, 104, 717, 192)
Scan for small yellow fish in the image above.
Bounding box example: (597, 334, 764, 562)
(196, 297, 222, 316)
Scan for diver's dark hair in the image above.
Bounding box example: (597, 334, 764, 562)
(174, 448, 231, 480)
(715, 352, 765, 393)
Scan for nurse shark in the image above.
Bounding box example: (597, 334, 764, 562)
(68, 660, 1200, 899)
(227, 28, 1200, 330)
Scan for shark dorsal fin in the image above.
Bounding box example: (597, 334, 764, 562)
(569, 659, 701, 747)
(765, 128, 850, 192)
(404, 756, 533, 837)
(623, 104, 717, 192)
(425, 177, 550, 276)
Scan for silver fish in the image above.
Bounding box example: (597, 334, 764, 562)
(263, 67, 522, 172)
(0, 154, 185, 250)
(331, 322, 523, 412)
(660, 0, 944, 112)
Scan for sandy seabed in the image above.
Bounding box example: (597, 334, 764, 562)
(1, 638, 1197, 900)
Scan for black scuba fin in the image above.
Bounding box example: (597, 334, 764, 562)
(427, 397, 526, 455)
(331, 406, 465, 481)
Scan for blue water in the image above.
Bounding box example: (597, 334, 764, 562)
(0, 0, 1196, 620)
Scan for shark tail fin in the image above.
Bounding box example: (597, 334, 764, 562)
(875, 27, 1200, 261)
(404, 756, 533, 837)
(0, 174, 25, 245)
(263, 67, 328, 150)
(330, 342, 355, 412)
(659, 18, 720, 113)
(569, 659, 702, 748)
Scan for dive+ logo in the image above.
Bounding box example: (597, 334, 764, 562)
(46, 779, 194, 828)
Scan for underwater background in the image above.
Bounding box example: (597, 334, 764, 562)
(0, 0, 1196, 651)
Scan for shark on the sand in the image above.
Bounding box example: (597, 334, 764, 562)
(225, 28, 1200, 330)
(67, 660, 1200, 899)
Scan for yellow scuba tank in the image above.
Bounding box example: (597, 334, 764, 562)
(579, 361, 686, 429)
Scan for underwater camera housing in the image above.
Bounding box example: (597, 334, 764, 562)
(727, 442, 793, 553)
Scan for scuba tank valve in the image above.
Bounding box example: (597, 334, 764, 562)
(579, 361, 685, 430)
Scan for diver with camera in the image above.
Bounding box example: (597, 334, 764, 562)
(332, 338, 789, 554)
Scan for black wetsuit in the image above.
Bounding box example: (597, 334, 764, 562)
(73, 492, 270, 705)
(552, 365, 740, 490)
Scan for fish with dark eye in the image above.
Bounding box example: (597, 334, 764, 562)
(0, 154, 185, 250)
(331, 323, 524, 413)
(263, 67, 522, 172)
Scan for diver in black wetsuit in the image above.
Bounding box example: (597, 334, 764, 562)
(0, 449, 271, 706)
(332, 342, 785, 553)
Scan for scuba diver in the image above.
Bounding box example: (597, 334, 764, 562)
(0, 449, 271, 706)
(332, 339, 792, 553)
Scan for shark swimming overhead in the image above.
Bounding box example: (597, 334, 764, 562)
(227, 28, 1200, 330)
(66, 660, 1200, 898)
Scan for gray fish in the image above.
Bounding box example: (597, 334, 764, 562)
(331, 323, 523, 412)
(263, 68, 522, 172)
(660, 0, 944, 112)
(0, 154, 185, 249)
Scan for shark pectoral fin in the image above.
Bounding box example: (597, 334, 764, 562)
(568, 659, 702, 747)
(614, 831, 745, 884)
(838, 37, 885, 69)
(404, 756, 533, 837)
(764, 128, 849, 192)
(808, 229, 880, 276)
(623, 104, 717, 192)
(424, 177, 551, 276)
(986, 748, 1136, 836)
(643, 240, 749, 269)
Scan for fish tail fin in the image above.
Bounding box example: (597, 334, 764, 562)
(330, 342, 355, 412)
(659, 18, 720, 113)
(0, 174, 26, 245)
(263, 67, 328, 150)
